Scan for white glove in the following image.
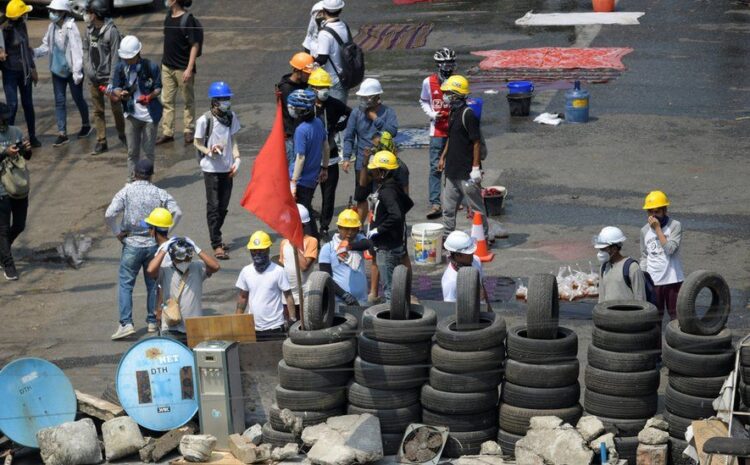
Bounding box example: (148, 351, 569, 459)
(183, 236, 202, 255)
(367, 228, 379, 240)
(232, 158, 241, 171)
(157, 237, 177, 254)
(470, 166, 482, 184)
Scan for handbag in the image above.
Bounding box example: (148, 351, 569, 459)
(163, 268, 189, 327)
(0, 154, 30, 199)
(50, 27, 72, 78)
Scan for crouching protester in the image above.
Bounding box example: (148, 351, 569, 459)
(442, 231, 490, 307)
(319, 209, 368, 306)
(147, 234, 219, 342)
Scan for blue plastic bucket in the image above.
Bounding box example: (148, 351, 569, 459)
(507, 81, 534, 94)
(466, 97, 483, 120)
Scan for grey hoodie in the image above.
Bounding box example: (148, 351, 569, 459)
(83, 19, 121, 85)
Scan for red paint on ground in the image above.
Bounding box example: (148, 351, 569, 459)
(472, 47, 634, 71)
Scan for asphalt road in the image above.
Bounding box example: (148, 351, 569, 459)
(1, 0, 749, 461)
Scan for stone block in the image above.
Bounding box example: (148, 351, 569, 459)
(516, 426, 593, 465)
(577, 415, 606, 442)
(638, 427, 669, 446)
(179, 435, 217, 463)
(229, 434, 257, 464)
(242, 424, 263, 446)
(529, 416, 563, 430)
(37, 418, 102, 465)
(645, 416, 669, 432)
(304, 414, 383, 465)
(271, 443, 299, 461)
(636, 443, 667, 465)
(139, 423, 196, 462)
(102, 416, 146, 461)
(480, 440, 502, 456)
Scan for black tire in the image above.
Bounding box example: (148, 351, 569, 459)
(597, 416, 649, 436)
(278, 361, 352, 390)
(506, 326, 578, 364)
(497, 429, 522, 458)
(442, 427, 498, 458)
(668, 372, 726, 398)
(662, 340, 734, 377)
(362, 304, 437, 343)
(347, 382, 420, 409)
(526, 273, 559, 340)
(663, 410, 692, 440)
(303, 272, 336, 330)
(669, 436, 696, 465)
(269, 404, 344, 433)
(435, 312, 507, 352)
(282, 338, 356, 369)
(584, 365, 659, 397)
(354, 357, 429, 390)
(390, 265, 411, 321)
(420, 385, 499, 415)
(504, 359, 579, 389)
(587, 344, 657, 373)
(584, 390, 657, 420)
(614, 436, 639, 465)
(347, 403, 420, 434)
(262, 422, 299, 448)
(741, 347, 750, 367)
(357, 334, 430, 366)
(456, 267, 481, 329)
(501, 381, 580, 409)
(382, 433, 403, 456)
(288, 314, 358, 346)
(677, 270, 731, 336)
(664, 320, 732, 354)
(592, 300, 660, 332)
(664, 384, 716, 419)
(428, 367, 502, 393)
(275, 386, 346, 411)
(592, 325, 660, 352)
(431, 344, 505, 374)
(498, 403, 582, 435)
(422, 408, 498, 433)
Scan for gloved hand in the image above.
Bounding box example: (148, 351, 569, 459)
(183, 236, 202, 255)
(136, 94, 152, 105)
(367, 228, 378, 240)
(470, 166, 482, 184)
(157, 236, 177, 254)
(342, 292, 359, 306)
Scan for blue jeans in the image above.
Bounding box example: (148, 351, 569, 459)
(118, 244, 157, 326)
(375, 245, 406, 302)
(2, 69, 35, 138)
(52, 74, 89, 134)
(429, 137, 447, 207)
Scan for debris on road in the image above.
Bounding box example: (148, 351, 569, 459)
(514, 416, 594, 465)
(179, 435, 218, 463)
(302, 414, 384, 465)
(241, 424, 264, 446)
(533, 113, 563, 126)
(74, 390, 124, 422)
(36, 419, 102, 465)
(102, 416, 146, 461)
(139, 423, 197, 463)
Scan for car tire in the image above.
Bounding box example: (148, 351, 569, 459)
(382, 433, 403, 456)
(614, 436, 639, 465)
(282, 338, 356, 369)
(587, 344, 657, 373)
(347, 382, 420, 410)
(662, 340, 734, 377)
(663, 409, 692, 440)
(303, 272, 336, 330)
(526, 273, 559, 340)
(390, 265, 411, 321)
(506, 326, 578, 364)
(435, 312, 507, 352)
(269, 403, 344, 432)
(677, 270, 731, 336)
(422, 408, 498, 433)
(584, 390, 657, 420)
(262, 422, 299, 448)
(498, 403, 582, 436)
(592, 325, 660, 352)
(354, 357, 428, 390)
(428, 367, 502, 393)
(664, 384, 716, 419)
(357, 334, 430, 366)
(669, 436, 693, 465)
(501, 381, 580, 409)
(347, 403, 421, 434)
(277, 360, 352, 390)
(668, 373, 726, 399)
(275, 386, 346, 411)
(504, 359, 579, 389)
(592, 300, 660, 332)
(497, 429, 522, 457)
(442, 427, 499, 458)
(288, 314, 358, 346)
(584, 365, 659, 397)
(597, 416, 649, 437)
(664, 320, 732, 354)
(362, 304, 437, 343)
(456, 267, 481, 329)
(420, 384, 499, 415)
(431, 344, 505, 374)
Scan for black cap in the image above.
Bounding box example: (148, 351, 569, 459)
(134, 159, 154, 176)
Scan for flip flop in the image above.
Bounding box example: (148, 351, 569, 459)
(214, 247, 230, 260)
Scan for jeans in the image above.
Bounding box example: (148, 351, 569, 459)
(2, 69, 35, 139)
(52, 74, 89, 134)
(118, 243, 157, 326)
(429, 137, 447, 207)
(296, 184, 319, 237)
(90, 82, 125, 142)
(285, 138, 295, 171)
(375, 245, 406, 302)
(125, 116, 157, 180)
(443, 177, 488, 238)
(204, 171, 233, 249)
(319, 163, 339, 231)
(0, 195, 28, 269)
(160, 65, 195, 137)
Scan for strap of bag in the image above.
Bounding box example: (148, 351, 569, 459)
(174, 268, 190, 301)
(179, 12, 192, 38)
(321, 25, 346, 79)
(621, 257, 635, 290)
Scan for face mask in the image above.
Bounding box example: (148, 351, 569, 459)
(49, 12, 61, 22)
(359, 96, 376, 112)
(442, 93, 453, 105)
(597, 250, 610, 264)
(659, 215, 669, 228)
(218, 100, 231, 112)
(252, 253, 271, 273)
(315, 88, 329, 101)
(287, 105, 298, 119)
(438, 63, 456, 81)
(175, 261, 190, 273)
(83, 13, 92, 24)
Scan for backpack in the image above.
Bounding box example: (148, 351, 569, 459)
(601, 257, 657, 305)
(0, 154, 30, 199)
(321, 24, 365, 90)
(461, 107, 488, 160)
(195, 111, 213, 161)
(179, 12, 203, 57)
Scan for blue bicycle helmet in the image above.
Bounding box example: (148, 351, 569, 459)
(208, 81, 233, 99)
(287, 89, 316, 110)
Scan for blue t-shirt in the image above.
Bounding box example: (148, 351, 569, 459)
(319, 234, 368, 304)
(290, 117, 327, 189)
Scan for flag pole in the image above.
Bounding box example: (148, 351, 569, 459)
(294, 247, 305, 329)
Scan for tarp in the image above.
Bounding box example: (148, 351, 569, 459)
(472, 47, 633, 70)
(354, 23, 433, 52)
(515, 11, 645, 26)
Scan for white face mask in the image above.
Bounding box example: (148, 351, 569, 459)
(596, 250, 610, 264)
(175, 261, 190, 273)
(49, 12, 62, 22)
(316, 88, 330, 101)
(287, 105, 298, 119)
(218, 100, 231, 112)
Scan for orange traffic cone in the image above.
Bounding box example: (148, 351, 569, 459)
(471, 211, 494, 262)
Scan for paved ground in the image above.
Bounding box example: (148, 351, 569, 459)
(1, 0, 750, 462)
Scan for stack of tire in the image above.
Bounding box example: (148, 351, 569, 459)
(354, 265, 437, 455)
(263, 272, 358, 447)
(497, 273, 582, 457)
(421, 267, 505, 458)
(663, 271, 733, 465)
(584, 299, 662, 464)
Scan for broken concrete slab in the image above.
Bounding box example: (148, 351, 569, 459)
(102, 416, 146, 461)
(515, 447, 545, 465)
(256, 444, 272, 462)
(636, 443, 668, 465)
(529, 416, 563, 430)
(638, 427, 669, 445)
(576, 416, 605, 442)
(36, 418, 102, 465)
(304, 414, 383, 465)
(589, 432, 615, 452)
(139, 423, 196, 462)
(229, 434, 257, 464)
(451, 455, 510, 465)
(479, 441, 502, 456)
(272, 443, 300, 461)
(516, 424, 593, 465)
(645, 416, 669, 432)
(75, 390, 124, 422)
(179, 435, 217, 463)
(242, 424, 263, 445)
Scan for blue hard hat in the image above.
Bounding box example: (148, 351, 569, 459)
(287, 89, 316, 110)
(208, 81, 233, 99)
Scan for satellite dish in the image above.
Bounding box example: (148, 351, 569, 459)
(0, 358, 77, 448)
(397, 423, 449, 465)
(116, 337, 198, 431)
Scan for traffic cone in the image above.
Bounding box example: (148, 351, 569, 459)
(471, 211, 494, 262)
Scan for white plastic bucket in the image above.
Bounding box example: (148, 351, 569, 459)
(411, 223, 444, 265)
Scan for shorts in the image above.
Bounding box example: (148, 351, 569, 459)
(354, 169, 374, 203)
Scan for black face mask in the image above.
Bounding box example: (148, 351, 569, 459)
(659, 215, 670, 228)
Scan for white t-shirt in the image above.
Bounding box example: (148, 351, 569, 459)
(235, 262, 291, 331)
(128, 69, 152, 123)
(643, 222, 684, 285)
(315, 20, 350, 87)
(441, 257, 484, 303)
(159, 261, 207, 334)
(195, 112, 241, 173)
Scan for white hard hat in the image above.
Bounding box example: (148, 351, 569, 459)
(48, 0, 71, 12)
(444, 231, 477, 254)
(322, 0, 345, 11)
(297, 204, 310, 224)
(311, 1, 325, 14)
(118, 35, 142, 60)
(356, 78, 383, 97)
(593, 226, 627, 249)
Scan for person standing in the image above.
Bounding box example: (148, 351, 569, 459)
(2, 0, 41, 147)
(278, 205, 319, 315)
(156, 0, 202, 146)
(302, 1, 325, 54)
(83, 0, 126, 155)
(420, 48, 456, 219)
(313, 0, 350, 103)
(277, 52, 314, 167)
(105, 160, 182, 340)
(0, 102, 32, 281)
(640, 191, 684, 321)
(441, 231, 491, 305)
(34, 0, 91, 147)
(193, 81, 241, 260)
(112, 35, 162, 182)
(595, 226, 646, 303)
(319, 209, 368, 305)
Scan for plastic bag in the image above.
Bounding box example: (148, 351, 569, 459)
(515, 279, 528, 300)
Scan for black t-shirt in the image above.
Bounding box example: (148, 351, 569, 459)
(444, 104, 481, 181)
(278, 74, 308, 138)
(163, 13, 200, 70)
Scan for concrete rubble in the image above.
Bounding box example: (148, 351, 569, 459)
(645, 416, 669, 432)
(479, 441, 502, 456)
(272, 443, 300, 461)
(36, 418, 102, 465)
(101, 416, 146, 461)
(638, 427, 669, 446)
(576, 415, 606, 442)
(242, 424, 264, 445)
(302, 414, 383, 465)
(179, 434, 217, 463)
(636, 444, 668, 465)
(279, 408, 304, 435)
(139, 423, 196, 462)
(636, 416, 670, 465)
(516, 416, 596, 465)
(451, 456, 510, 465)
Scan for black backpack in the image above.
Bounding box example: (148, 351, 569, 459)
(179, 12, 204, 57)
(601, 257, 657, 305)
(322, 23, 365, 90)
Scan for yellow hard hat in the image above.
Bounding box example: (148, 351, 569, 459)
(337, 209, 362, 229)
(6, 0, 33, 19)
(642, 191, 670, 210)
(367, 150, 399, 171)
(377, 131, 396, 153)
(246, 230, 272, 250)
(143, 208, 174, 229)
(440, 75, 470, 96)
(308, 68, 332, 88)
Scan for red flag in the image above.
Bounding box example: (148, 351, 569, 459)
(240, 101, 304, 250)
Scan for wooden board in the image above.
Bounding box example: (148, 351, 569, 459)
(171, 451, 244, 465)
(186, 314, 256, 348)
(691, 419, 730, 465)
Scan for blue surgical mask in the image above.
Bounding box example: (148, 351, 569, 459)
(49, 12, 61, 22)
(218, 100, 231, 112)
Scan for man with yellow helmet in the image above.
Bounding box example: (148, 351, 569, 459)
(639, 190, 684, 321)
(319, 209, 368, 305)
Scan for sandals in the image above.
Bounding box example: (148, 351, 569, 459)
(214, 246, 230, 260)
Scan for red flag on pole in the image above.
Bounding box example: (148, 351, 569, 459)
(240, 100, 304, 250)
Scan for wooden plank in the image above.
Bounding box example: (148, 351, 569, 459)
(75, 390, 125, 421)
(691, 419, 730, 465)
(170, 451, 244, 465)
(186, 314, 256, 348)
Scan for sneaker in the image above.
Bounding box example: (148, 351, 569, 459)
(4, 265, 18, 281)
(111, 324, 136, 340)
(53, 134, 69, 147)
(155, 135, 174, 145)
(426, 205, 442, 220)
(118, 134, 127, 145)
(147, 322, 158, 333)
(77, 126, 93, 139)
(29, 137, 42, 148)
